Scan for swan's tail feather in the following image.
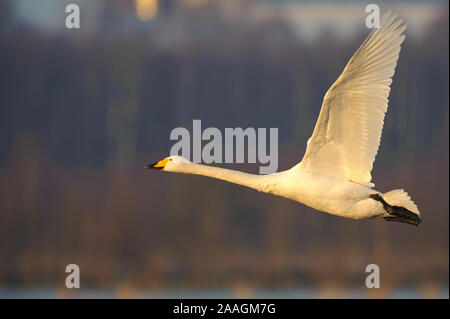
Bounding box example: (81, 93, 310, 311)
(382, 189, 420, 215)
(370, 190, 422, 226)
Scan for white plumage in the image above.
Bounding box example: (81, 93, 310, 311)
(147, 11, 422, 226)
(302, 12, 406, 188)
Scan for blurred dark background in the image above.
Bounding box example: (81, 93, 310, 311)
(0, 0, 448, 298)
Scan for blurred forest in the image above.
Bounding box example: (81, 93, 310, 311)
(0, 0, 448, 297)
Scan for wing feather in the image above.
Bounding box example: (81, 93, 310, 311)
(300, 11, 406, 187)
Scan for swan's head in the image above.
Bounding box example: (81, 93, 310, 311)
(145, 155, 191, 172)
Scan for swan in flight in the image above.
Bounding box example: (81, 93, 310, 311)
(146, 11, 422, 226)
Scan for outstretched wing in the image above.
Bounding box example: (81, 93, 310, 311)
(300, 11, 406, 187)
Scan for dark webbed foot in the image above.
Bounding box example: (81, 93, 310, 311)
(370, 194, 422, 226)
(384, 215, 422, 226)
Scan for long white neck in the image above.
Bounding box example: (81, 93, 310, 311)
(170, 163, 279, 193)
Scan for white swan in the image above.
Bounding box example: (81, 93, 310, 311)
(147, 11, 422, 225)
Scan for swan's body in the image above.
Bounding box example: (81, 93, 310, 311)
(147, 12, 422, 225)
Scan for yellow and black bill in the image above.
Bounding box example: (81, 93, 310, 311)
(145, 158, 169, 170)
